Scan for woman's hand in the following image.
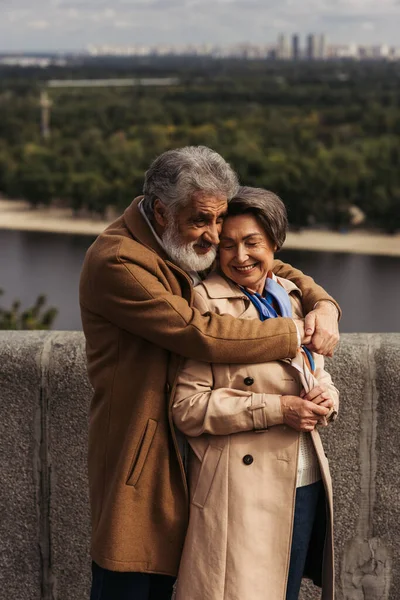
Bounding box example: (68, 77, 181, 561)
(300, 385, 333, 410)
(280, 395, 330, 432)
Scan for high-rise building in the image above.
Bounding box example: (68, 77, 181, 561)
(317, 34, 327, 59)
(306, 34, 316, 59)
(276, 34, 290, 59)
(292, 34, 300, 60)
(306, 34, 327, 60)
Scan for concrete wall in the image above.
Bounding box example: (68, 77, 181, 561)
(0, 332, 398, 600)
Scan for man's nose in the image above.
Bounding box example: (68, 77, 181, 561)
(204, 223, 220, 245)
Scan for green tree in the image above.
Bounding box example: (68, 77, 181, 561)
(0, 289, 58, 330)
(16, 144, 57, 207)
(70, 171, 110, 216)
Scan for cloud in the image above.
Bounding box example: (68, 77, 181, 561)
(28, 19, 50, 29)
(57, 0, 186, 8)
(1, 0, 399, 50)
(361, 21, 375, 31)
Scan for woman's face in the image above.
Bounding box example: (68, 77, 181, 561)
(219, 213, 276, 294)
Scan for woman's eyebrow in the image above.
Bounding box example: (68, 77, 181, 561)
(243, 233, 263, 239)
(220, 232, 263, 241)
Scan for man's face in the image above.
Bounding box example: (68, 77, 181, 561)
(161, 192, 228, 272)
(175, 191, 228, 253)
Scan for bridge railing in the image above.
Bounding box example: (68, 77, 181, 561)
(0, 332, 398, 600)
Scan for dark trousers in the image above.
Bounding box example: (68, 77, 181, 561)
(286, 480, 324, 600)
(90, 562, 176, 600)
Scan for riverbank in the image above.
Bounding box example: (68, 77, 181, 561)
(1, 198, 400, 256)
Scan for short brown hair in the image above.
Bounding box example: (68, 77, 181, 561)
(227, 186, 288, 250)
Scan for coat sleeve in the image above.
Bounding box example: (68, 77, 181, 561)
(272, 259, 341, 318)
(172, 358, 283, 437)
(313, 353, 340, 419)
(83, 243, 298, 364)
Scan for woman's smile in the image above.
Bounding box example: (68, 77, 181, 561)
(219, 213, 276, 295)
(232, 263, 258, 273)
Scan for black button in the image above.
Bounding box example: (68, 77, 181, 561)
(244, 377, 254, 386)
(243, 454, 254, 465)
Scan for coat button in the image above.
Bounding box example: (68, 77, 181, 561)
(244, 377, 254, 386)
(243, 454, 254, 465)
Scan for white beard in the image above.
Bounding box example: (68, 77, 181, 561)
(161, 221, 217, 273)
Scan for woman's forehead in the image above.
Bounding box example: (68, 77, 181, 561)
(221, 213, 264, 237)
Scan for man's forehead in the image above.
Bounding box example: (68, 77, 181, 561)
(189, 192, 228, 213)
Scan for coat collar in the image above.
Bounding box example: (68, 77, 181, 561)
(123, 196, 170, 262)
(274, 272, 302, 297)
(200, 272, 246, 299)
(200, 270, 302, 300)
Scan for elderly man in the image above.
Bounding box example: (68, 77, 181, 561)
(80, 146, 340, 600)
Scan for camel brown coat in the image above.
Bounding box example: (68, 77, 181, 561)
(172, 272, 339, 600)
(79, 196, 340, 576)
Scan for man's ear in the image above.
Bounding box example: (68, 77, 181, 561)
(153, 199, 169, 228)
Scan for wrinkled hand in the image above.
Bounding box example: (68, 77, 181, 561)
(303, 302, 340, 357)
(301, 385, 336, 426)
(280, 395, 330, 432)
(300, 385, 333, 410)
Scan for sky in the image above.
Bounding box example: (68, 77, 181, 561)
(1, 0, 400, 52)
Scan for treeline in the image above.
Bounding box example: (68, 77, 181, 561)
(0, 59, 399, 231)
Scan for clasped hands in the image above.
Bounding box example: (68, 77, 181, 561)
(280, 385, 333, 432)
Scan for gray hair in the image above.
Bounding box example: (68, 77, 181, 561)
(227, 186, 288, 250)
(142, 146, 239, 219)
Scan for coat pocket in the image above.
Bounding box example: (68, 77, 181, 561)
(126, 419, 158, 487)
(191, 445, 222, 509)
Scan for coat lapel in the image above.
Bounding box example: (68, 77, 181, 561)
(123, 196, 169, 260)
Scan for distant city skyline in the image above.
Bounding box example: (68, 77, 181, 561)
(1, 0, 400, 52)
(2, 36, 398, 66)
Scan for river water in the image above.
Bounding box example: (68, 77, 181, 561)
(0, 229, 399, 332)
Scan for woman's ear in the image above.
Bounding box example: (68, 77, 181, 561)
(153, 199, 169, 228)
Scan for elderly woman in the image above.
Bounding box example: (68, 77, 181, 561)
(171, 187, 339, 600)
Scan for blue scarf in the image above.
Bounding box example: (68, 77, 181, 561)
(241, 277, 315, 371)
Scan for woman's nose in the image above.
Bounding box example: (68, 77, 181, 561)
(236, 246, 249, 263)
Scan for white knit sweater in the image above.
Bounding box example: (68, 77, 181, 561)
(296, 432, 321, 487)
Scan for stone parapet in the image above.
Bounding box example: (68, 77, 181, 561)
(0, 332, 398, 600)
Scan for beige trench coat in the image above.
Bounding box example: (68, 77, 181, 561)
(172, 272, 339, 600)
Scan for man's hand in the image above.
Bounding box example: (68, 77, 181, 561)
(280, 395, 330, 432)
(303, 301, 340, 357)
